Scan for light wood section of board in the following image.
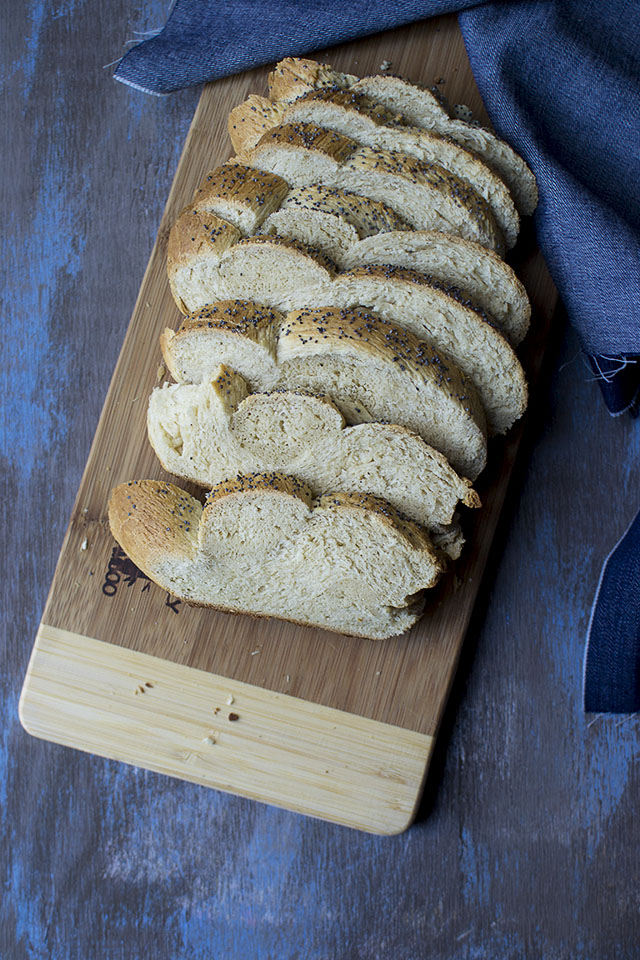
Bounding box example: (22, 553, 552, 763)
(20, 14, 558, 829)
(20, 625, 434, 834)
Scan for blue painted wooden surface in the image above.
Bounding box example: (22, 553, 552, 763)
(2, 2, 639, 957)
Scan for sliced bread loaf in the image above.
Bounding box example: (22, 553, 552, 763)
(147, 364, 480, 554)
(343, 230, 530, 346)
(230, 90, 519, 248)
(267, 57, 538, 215)
(289, 265, 528, 434)
(108, 475, 444, 639)
(243, 122, 505, 254)
(160, 301, 487, 478)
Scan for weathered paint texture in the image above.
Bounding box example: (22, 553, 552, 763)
(2, 2, 639, 958)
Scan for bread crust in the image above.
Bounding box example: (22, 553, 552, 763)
(268, 57, 356, 103)
(228, 95, 287, 154)
(247, 121, 357, 165)
(192, 162, 290, 234)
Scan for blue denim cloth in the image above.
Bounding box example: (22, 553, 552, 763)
(584, 509, 640, 713)
(114, 0, 640, 710)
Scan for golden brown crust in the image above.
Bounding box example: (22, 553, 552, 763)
(268, 58, 353, 103)
(204, 471, 313, 510)
(251, 121, 357, 164)
(228, 96, 287, 154)
(108, 480, 201, 577)
(191, 162, 290, 230)
(175, 300, 284, 340)
(167, 207, 241, 269)
(210, 363, 250, 412)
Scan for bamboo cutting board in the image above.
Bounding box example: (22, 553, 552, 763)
(19, 14, 557, 834)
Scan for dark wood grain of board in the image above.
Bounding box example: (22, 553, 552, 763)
(3, 2, 640, 957)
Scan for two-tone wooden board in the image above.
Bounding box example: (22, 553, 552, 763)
(19, 14, 558, 834)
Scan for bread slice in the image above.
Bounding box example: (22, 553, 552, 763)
(147, 364, 480, 554)
(167, 207, 242, 315)
(267, 58, 538, 215)
(268, 58, 358, 104)
(343, 230, 530, 346)
(191, 161, 290, 235)
(289, 265, 528, 435)
(243, 122, 505, 254)
(259, 184, 410, 268)
(230, 90, 519, 248)
(160, 301, 487, 478)
(108, 475, 444, 639)
(169, 231, 337, 315)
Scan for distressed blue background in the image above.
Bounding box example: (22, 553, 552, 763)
(2, 2, 639, 957)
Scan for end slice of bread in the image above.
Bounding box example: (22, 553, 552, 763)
(108, 475, 444, 639)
